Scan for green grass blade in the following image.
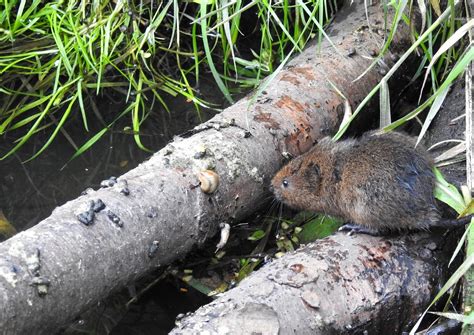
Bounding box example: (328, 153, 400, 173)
(49, 12, 73, 77)
(334, 2, 457, 140)
(0, 95, 51, 133)
(379, 78, 391, 128)
(297, 0, 342, 57)
(410, 251, 474, 334)
(385, 46, 474, 131)
(429, 311, 474, 323)
(416, 0, 427, 34)
(248, 1, 319, 108)
(0, 79, 78, 160)
(265, 4, 301, 52)
(449, 222, 472, 267)
(415, 85, 449, 146)
(25, 94, 78, 162)
(77, 79, 89, 131)
(132, 75, 151, 152)
(420, 19, 474, 98)
(200, 2, 234, 104)
(433, 167, 466, 214)
(68, 127, 109, 163)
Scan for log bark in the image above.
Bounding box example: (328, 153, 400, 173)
(0, 0, 413, 333)
(171, 232, 457, 335)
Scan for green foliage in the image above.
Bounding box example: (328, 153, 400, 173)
(0, 0, 335, 159)
(296, 214, 342, 244)
(411, 170, 474, 333)
(434, 167, 467, 214)
(335, 0, 471, 140)
(248, 229, 266, 241)
(410, 240, 474, 334)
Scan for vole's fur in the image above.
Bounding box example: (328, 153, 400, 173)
(271, 131, 446, 235)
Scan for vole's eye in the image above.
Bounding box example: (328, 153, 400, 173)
(282, 180, 289, 188)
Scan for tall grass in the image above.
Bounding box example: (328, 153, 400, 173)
(335, 0, 472, 141)
(0, 0, 335, 160)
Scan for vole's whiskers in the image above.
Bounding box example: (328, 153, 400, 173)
(261, 192, 277, 203)
(263, 198, 278, 218)
(273, 201, 285, 237)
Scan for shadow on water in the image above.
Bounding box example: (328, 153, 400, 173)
(0, 88, 221, 334)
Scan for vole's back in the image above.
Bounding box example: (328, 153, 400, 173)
(271, 131, 440, 234)
(336, 132, 438, 232)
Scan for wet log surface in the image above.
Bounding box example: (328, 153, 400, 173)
(171, 232, 458, 335)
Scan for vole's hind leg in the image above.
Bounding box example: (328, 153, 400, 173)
(338, 223, 382, 236)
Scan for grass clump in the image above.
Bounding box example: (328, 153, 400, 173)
(0, 0, 336, 160)
(335, 0, 473, 142)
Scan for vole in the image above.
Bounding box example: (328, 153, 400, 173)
(271, 130, 469, 235)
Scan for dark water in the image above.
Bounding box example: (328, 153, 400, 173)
(65, 275, 212, 335)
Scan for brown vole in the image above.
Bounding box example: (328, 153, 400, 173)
(271, 131, 468, 235)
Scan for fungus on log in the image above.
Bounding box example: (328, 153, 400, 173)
(0, 0, 415, 333)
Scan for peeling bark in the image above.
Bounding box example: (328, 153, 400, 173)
(0, 0, 415, 333)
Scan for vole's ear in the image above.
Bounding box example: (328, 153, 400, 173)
(313, 164, 320, 176)
(304, 162, 321, 180)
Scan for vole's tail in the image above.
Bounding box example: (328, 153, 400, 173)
(430, 215, 473, 229)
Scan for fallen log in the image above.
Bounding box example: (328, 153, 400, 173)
(0, 0, 413, 333)
(171, 232, 458, 335)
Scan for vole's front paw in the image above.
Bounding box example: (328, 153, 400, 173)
(338, 223, 381, 236)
